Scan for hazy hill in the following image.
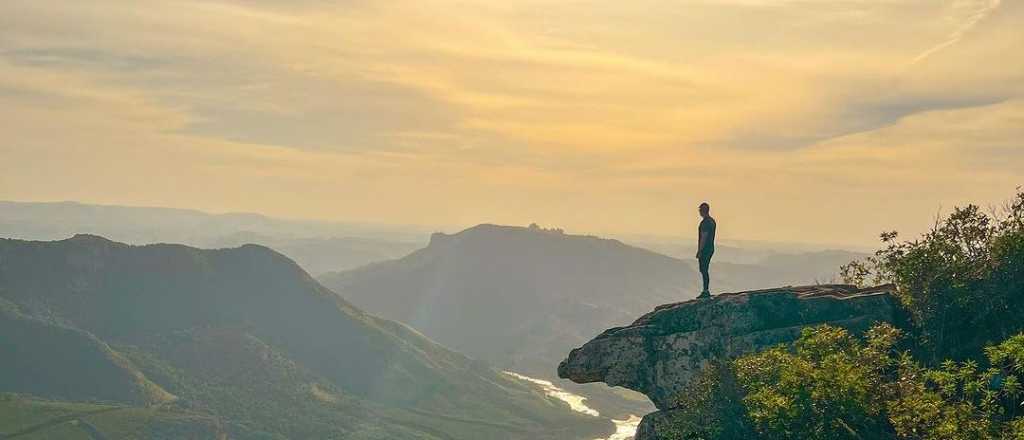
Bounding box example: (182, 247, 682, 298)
(0, 200, 426, 243)
(632, 238, 867, 273)
(208, 231, 420, 275)
(739, 249, 869, 284)
(0, 235, 608, 440)
(0, 201, 423, 275)
(321, 225, 749, 377)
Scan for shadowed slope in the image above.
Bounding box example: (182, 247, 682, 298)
(0, 300, 174, 406)
(0, 235, 609, 440)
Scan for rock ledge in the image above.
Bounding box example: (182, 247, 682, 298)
(558, 284, 896, 415)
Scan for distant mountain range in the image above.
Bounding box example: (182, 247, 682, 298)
(0, 235, 609, 439)
(0, 201, 424, 275)
(208, 231, 421, 276)
(631, 238, 868, 267)
(0, 200, 865, 278)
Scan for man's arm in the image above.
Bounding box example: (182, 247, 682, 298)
(696, 230, 706, 259)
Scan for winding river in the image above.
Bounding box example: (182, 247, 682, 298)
(505, 372, 641, 440)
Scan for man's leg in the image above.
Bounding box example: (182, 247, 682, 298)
(698, 255, 711, 296)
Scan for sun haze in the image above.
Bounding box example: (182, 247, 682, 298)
(2, 0, 1021, 246)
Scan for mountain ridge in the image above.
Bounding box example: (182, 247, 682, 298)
(0, 234, 609, 439)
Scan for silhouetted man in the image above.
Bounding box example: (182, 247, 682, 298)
(696, 202, 716, 299)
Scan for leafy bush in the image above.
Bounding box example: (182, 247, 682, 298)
(734, 324, 899, 439)
(841, 189, 1024, 362)
(734, 324, 1024, 440)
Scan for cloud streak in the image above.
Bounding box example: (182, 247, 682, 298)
(910, 0, 1002, 65)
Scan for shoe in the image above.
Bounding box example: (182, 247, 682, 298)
(697, 290, 711, 299)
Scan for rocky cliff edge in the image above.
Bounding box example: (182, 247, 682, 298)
(558, 284, 896, 437)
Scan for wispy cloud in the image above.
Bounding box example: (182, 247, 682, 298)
(910, 0, 1002, 65)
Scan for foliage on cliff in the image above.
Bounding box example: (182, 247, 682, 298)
(840, 189, 1024, 361)
(656, 325, 1024, 440)
(737, 325, 1024, 440)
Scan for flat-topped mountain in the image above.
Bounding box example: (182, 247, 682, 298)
(558, 284, 897, 439)
(321, 224, 731, 377)
(0, 235, 608, 439)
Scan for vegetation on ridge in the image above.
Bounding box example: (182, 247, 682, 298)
(841, 189, 1024, 362)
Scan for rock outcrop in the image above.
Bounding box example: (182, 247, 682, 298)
(558, 284, 896, 438)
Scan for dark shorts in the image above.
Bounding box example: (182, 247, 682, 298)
(698, 252, 713, 273)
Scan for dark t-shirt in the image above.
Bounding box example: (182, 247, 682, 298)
(699, 216, 716, 256)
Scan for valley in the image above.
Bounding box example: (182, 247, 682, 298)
(1, 203, 869, 439)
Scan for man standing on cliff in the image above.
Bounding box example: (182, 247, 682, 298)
(696, 202, 716, 299)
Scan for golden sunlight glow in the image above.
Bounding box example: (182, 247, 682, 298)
(1, 0, 1021, 245)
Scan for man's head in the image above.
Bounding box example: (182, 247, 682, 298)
(699, 202, 710, 217)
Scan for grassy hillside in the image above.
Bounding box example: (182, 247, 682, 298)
(0, 395, 226, 439)
(0, 300, 173, 406)
(0, 235, 609, 440)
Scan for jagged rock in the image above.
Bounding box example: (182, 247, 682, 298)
(558, 284, 896, 438)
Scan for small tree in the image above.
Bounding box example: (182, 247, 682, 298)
(841, 189, 1024, 362)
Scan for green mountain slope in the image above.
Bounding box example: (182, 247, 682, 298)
(0, 235, 609, 439)
(0, 300, 173, 406)
(0, 395, 227, 440)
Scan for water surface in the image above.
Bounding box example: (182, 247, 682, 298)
(505, 372, 640, 440)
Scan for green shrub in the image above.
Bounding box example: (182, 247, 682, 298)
(734, 325, 1024, 440)
(841, 189, 1024, 362)
(734, 324, 899, 440)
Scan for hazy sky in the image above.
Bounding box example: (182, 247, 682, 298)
(1, 0, 1021, 246)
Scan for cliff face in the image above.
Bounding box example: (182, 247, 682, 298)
(558, 284, 896, 438)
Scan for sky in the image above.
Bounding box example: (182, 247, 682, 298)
(1, 0, 1021, 246)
